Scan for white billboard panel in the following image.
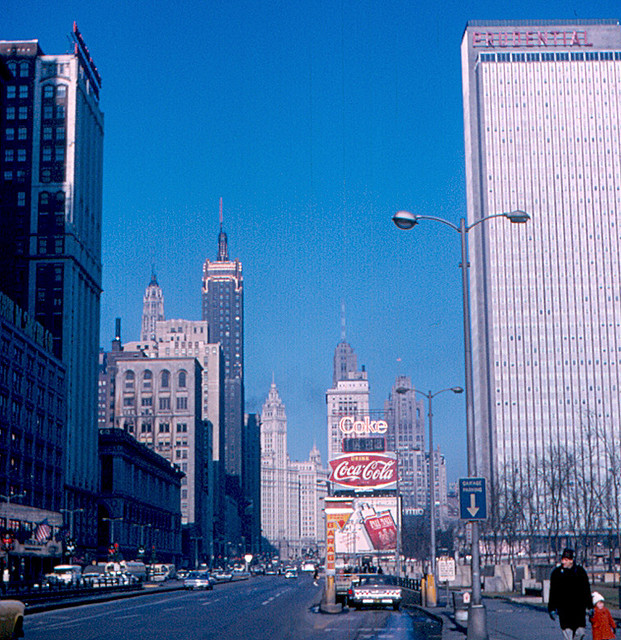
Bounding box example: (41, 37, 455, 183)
(334, 496, 400, 555)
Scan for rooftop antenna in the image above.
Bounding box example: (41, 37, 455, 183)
(340, 301, 346, 342)
(217, 197, 229, 261)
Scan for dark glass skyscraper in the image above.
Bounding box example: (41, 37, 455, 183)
(0, 27, 104, 549)
(201, 204, 244, 478)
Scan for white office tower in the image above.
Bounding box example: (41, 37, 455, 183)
(260, 382, 290, 554)
(461, 20, 621, 533)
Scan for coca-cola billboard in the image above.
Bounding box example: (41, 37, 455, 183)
(328, 452, 397, 490)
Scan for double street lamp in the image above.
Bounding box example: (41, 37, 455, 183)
(396, 385, 462, 606)
(392, 209, 529, 640)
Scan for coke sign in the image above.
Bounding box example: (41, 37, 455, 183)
(329, 453, 397, 490)
(339, 416, 388, 436)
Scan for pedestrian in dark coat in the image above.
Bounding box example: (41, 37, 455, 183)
(548, 548, 592, 640)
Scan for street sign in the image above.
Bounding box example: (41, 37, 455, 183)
(459, 477, 487, 520)
(437, 557, 456, 582)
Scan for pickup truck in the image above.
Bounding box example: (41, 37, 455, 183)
(347, 574, 402, 610)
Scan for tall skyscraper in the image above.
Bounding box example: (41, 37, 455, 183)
(384, 377, 427, 512)
(140, 271, 165, 342)
(260, 381, 289, 554)
(202, 201, 244, 478)
(326, 340, 369, 461)
(0, 26, 104, 547)
(461, 20, 621, 527)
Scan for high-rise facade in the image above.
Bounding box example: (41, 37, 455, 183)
(260, 382, 288, 553)
(326, 341, 369, 461)
(0, 27, 104, 547)
(260, 383, 327, 559)
(461, 20, 621, 530)
(384, 377, 427, 512)
(202, 205, 244, 478)
(140, 272, 165, 342)
(112, 356, 212, 560)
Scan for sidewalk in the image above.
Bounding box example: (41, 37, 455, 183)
(425, 596, 595, 640)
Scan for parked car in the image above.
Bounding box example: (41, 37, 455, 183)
(183, 571, 213, 590)
(0, 600, 24, 639)
(283, 567, 298, 579)
(45, 564, 83, 586)
(347, 574, 402, 610)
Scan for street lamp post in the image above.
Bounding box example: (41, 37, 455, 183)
(393, 209, 529, 640)
(60, 508, 84, 542)
(102, 516, 123, 559)
(396, 385, 463, 607)
(60, 508, 84, 561)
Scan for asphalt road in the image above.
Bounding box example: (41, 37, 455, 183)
(24, 575, 433, 640)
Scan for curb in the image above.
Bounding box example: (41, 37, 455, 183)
(24, 583, 185, 615)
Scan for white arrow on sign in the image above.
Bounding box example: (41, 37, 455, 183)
(467, 493, 479, 517)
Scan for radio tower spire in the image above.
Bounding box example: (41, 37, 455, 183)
(217, 197, 229, 261)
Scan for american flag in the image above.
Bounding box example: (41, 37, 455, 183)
(34, 519, 51, 543)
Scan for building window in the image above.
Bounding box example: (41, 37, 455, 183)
(17, 192, 25, 207)
(19, 62, 29, 77)
(176, 423, 187, 433)
(4, 150, 14, 163)
(17, 149, 26, 162)
(18, 128, 26, 141)
(159, 397, 170, 410)
(43, 127, 53, 141)
(18, 86, 28, 99)
(161, 370, 170, 388)
(176, 397, 188, 410)
(57, 85, 67, 98)
(5, 129, 14, 141)
(178, 371, 187, 388)
(18, 107, 28, 120)
(6, 86, 16, 99)
(6, 107, 15, 120)
(124, 370, 135, 391)
(42, 147, 52, 162)
(159, 422, 170, 433)
(43, 85, 54, 99)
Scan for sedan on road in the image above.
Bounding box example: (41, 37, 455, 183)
(347, 574, 402, 610)
(183, 571, 213, 590)
(0, 600, 24, 639)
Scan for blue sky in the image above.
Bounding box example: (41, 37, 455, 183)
(4, 1, 620, 482)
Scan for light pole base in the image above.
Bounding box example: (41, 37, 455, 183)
(319, 601, 343, 614)
(425, 573, 437, 607)
(467, 604, 488, 640)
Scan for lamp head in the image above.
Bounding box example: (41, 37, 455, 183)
(392, 211, 418, 230)
(505, 210, 530, 224)
(451, 387, 464, 394)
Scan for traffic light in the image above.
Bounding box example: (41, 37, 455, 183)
(2, 534, 13, 551)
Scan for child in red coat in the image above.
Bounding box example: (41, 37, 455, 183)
(590, 592, 617, 640)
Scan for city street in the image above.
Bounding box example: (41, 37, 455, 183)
(23, 576, 422, 640)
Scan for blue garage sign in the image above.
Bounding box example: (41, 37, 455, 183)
(459, 477, 487, 520)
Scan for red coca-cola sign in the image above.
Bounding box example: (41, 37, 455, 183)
(329, 453, 397, 490)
